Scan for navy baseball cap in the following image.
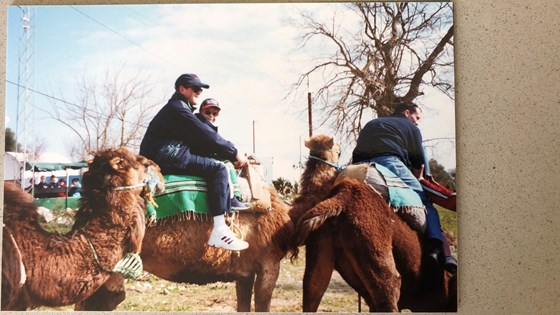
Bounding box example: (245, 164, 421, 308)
(175, 73, 210, 90)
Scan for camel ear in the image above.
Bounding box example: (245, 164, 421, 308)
(86, 159, 93, 168)
(110, 157, 124, 172)
(304, 138, 311, 149)
(326, 137, 334, 149)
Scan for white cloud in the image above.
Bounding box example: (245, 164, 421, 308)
(38, 152, 71, 163)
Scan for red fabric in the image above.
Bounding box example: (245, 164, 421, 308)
(420, 178, 456, 211)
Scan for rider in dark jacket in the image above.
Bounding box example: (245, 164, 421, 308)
(140, 73, 249, 251)
(140, 93, 237, 170)
(352, 102, 457, 274)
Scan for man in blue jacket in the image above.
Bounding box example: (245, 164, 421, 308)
(140, 73, 250, 251)
(352, 102, 457, 273)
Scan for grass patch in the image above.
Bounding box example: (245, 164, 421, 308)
(436, 205, 458, 238)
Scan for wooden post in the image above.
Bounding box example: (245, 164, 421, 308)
(252, 120, 256, 154)
(307, 92, 313, 137)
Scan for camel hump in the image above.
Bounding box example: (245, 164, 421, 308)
(336, 163, 427, 233)
(335, 163, 389, 201)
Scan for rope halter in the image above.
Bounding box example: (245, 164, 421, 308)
(111, 166, 163, 208)
(85, 166, 163, 280)
(308, 155, 343, 172)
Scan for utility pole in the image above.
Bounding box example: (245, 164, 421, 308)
(252, 120, 256, 155)
(307, 92, 313, 137)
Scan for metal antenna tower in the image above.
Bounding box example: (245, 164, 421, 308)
(15, 6, 36, 187)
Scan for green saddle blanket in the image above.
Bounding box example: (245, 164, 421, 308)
(146, 173, 241, 221)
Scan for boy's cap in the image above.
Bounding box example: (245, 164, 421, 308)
(175, 73, 210, 90)
(200, 98, 221, 110)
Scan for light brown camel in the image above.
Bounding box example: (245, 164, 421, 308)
(76, 184, 295, 311)
(289, 135, 456, 312)
(1, 148, 164, 310)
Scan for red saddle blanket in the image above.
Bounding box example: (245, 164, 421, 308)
(420, 177, 456, 211)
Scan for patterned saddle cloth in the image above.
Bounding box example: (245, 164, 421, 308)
(335, 163, 427, 233)
(146, 161, 271, 224)
(146, 174, 216, 222)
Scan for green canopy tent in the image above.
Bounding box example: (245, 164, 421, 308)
(26, 161, 87, 172)
(27, 161, 88, 211)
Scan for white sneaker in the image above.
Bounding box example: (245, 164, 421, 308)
(208, 227, 249, 251)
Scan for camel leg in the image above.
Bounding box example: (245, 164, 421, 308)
(357, 249, 401, 312)
(253, 262, 280, 312)
(1, 291, 28, 311)
(74, 274, 125, 311)
(335, 258, 376, 311)
(302, 231, 336, 312)
(236, 272, 255, 312)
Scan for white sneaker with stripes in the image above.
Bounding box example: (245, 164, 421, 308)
(208, 227, 249, 251)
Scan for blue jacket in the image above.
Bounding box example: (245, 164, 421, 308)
(139, 93, 237, 169)
(351, 114, 424, 169)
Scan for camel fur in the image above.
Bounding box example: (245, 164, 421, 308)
(288, 134, 341, 226)
(76, 186, 295, 312)
(1, 148, 164, 310)
(290, 134, 456, 312)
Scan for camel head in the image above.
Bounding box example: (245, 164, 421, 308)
(83, 147, 164, 196)
(304, 134, 341, 164)
(76, 148, 165, 253)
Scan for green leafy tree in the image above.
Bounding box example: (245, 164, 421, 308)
(4, 128, 45, 160)
(272, 177, 299, 197)
(428, 158, 455, 191)
(5, 127, 20, 152)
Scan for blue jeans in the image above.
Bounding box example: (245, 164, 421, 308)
(159, 153, 231, 217)
(369, 155, 444, 245)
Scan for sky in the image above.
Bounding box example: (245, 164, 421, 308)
(4, 3, 456, 182)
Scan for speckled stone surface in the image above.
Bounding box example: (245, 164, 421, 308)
(1, 1, 559, 314)
(454, 1, 560, 314)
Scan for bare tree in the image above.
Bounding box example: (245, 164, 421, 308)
(44, 67, 160, 160)
(290, 2, 454, 143)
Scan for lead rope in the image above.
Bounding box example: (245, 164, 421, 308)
(85, 235, 143, 279)
(85, 235, 114, 274)
(85, 167, 162, 279)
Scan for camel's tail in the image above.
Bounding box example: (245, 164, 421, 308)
(294, 190, 346, 246)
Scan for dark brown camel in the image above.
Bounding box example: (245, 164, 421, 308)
(76, 185, 295, 311)
(1, 148, 164, 310)
(290, 135, 456, 312)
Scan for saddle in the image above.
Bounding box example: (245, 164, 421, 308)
(239, 157, 272, 212)
(335, 163, 427, 233)
(147, 160, 271, 224)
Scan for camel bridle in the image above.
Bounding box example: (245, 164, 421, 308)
(308, 155, 343, 172)
(85, 236, 143, 280)
(111, 166, 162, 208)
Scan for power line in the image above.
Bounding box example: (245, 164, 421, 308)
(6, 79, 150, 129)
(68, 5, 175, 68)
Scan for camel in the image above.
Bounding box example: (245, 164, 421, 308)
(289, 134, 456, 312)
(1, 148, 164, 310)
(76, 180, 295, 311)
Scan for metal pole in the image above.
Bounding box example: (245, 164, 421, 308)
(307, 92, 313, 137)
(358, 294, 362, 312)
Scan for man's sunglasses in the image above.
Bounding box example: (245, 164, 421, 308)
(191, 86, 203, 93)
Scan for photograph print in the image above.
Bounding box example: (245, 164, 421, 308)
(3, 2, 457, 312)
